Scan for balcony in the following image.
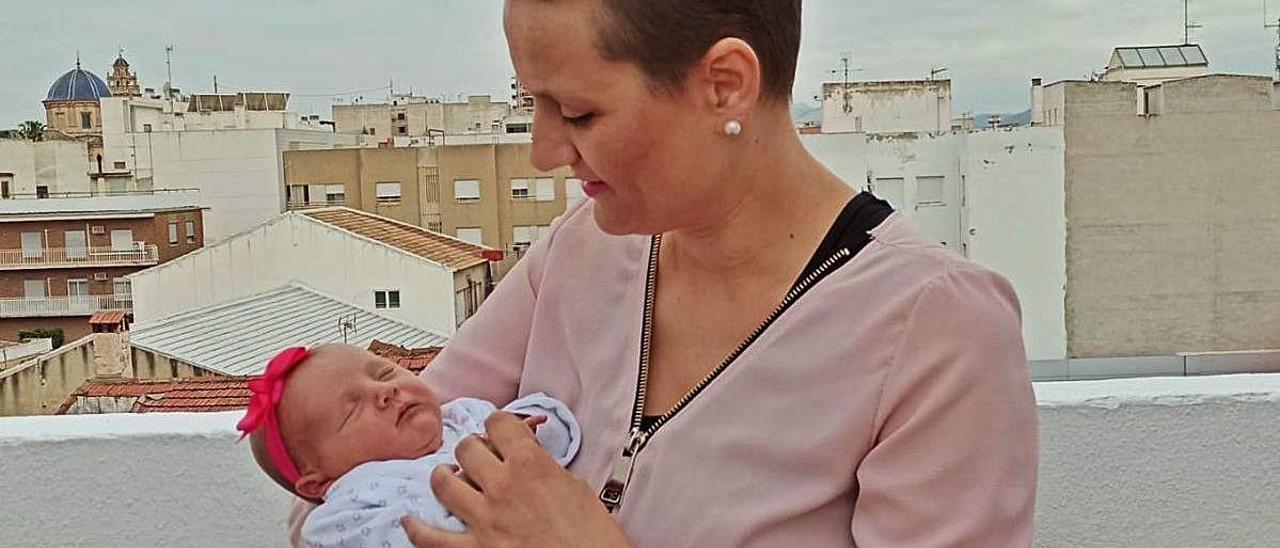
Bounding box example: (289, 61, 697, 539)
(0, 295, 132, 318)
(284, 199, 347, 211)
(0, 245, 160, 270)
(0, 373, 1276, 546)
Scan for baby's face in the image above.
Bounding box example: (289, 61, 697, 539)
(278, 344, 443, 494)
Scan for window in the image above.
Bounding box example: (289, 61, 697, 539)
(375, 182, 402, 203)
(395, 113, 406, 121)
(368, 127, 376, 135)
(143, 123, 152, 132)
(67, 279, 90, 298)
(21, 232, 42, 259)
(375, 290, 401, 309)
(513, 225, 546, 252)
(65, 230, 87, 259)
(456, 227, 483, 245)
(454, 179, 481, 203)
(185, 221, 196, 243)
(36, 185, 49, 199)
(23, 280, 46, 299)
(80, 111, 93, 129)
(534, 178, 555, 202)
(565, 178, 586, 204)
(325, 184, 346, 204)
(110, 229, 134, 252)
(397, 126, 407, 135)
(287, 184, 310, 204)
(2, 178, 12, 198)
(510, 178, 531, 200)
(113, 278, 132, 300)
(113, 161, 127, 170)
(916, 176, 945, 206)
(168, 222, 179, 245)
(871, 177, 905, 209)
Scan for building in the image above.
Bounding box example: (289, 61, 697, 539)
(1028, 72, 1280, 359)
(282, 140, 581, 276)
(0, 191, 207, 343)
(0, 139, 93, 198)
(0, 332, 132, 416)
(129, 207, 498, 335)
(129, 283, 450, 377)
(106, 53, 142, 98)
(97, 90, 357, 241)
(820, 79, 953, 134)
(333, 94, 527, 138)
(42, 57, 112, 163)
(1099, 44, 1209, 85)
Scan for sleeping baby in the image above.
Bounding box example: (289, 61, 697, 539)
(237, 344, 580, 548)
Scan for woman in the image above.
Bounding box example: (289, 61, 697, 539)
(293, 0, 1037, 545)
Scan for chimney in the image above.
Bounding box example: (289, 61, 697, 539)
(91, 333, 132, 378)
(1030, 78, 1045, 126)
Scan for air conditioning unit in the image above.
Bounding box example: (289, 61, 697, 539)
(91, 226, 105, 235)
(94, 273, 108, 282)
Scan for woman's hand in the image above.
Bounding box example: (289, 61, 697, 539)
(401, 412, 631, 548)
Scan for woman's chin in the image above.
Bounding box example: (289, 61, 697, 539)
(591, 205, 646, 236)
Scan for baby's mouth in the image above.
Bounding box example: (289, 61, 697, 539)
(396, 404, 420, 427)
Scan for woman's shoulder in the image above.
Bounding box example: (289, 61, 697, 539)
(839, 212, 1021, 321)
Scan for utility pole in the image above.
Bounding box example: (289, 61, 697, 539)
(164, 45, 174, 98)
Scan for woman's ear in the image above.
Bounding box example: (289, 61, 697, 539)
(693, 37, 763, 117)
(295, 472, 334, 503)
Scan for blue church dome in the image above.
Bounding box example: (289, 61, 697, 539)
(45, 66, 112, 102)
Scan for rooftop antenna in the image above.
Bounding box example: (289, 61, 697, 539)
(75, 50, 81, 69)
(828, 51, 864, 113)
(1183, 0, 1203, 44)
(1267, 0, 1280, 79)
(339, 313, 358, 344)
(164, 45, 174, 98)
(928, 67, 949, 80)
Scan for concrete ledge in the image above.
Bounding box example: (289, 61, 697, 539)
(2, 375, 1279, 547)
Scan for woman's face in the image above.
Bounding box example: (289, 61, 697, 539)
(505, 0, 733, 236)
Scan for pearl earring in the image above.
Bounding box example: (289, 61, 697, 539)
(723, 119, 742, 136)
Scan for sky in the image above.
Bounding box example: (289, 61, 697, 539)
(2, 0, 1276, 128)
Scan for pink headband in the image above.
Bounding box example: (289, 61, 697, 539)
(237, 346, 310, 486)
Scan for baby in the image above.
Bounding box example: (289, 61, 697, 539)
(237, 344, 580, 548)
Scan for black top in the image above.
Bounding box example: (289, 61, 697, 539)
(639, 192, 894, 431)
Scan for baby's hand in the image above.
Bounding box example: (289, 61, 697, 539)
(521, 414, 548, 431)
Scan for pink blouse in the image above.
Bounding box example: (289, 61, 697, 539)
(422, 201, 1038, 547)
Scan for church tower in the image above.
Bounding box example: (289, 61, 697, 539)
(107, 50, 142, 97)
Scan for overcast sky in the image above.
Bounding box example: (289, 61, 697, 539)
(2, 0, 1275, 128)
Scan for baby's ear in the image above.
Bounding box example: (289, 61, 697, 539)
(295, 472, 334, 503)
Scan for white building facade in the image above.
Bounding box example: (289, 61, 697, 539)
(820, 79, 953, 134)
(98, 94, 357, 242)
(128, 209, 491, 335)
(0, 139, 92, 197)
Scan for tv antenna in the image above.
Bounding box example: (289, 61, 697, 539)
(828, 52, 864, 114)
(338, 313, 358, 344)
(928, 67, 949, 80)
(164, 45, 175, 98)
(1267, 0, 1280, 79)
(1183, 0, 1202, 44)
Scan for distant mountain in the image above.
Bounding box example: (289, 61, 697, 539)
(969, 109, 1032, 129)
(791, 102, 822, 125)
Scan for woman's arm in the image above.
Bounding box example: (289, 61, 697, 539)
(851, 264, 1039, 547)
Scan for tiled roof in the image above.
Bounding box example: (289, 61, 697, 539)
(130, 284, 449, 376)
(367, 340, 443, 374)
(302, 208, 496, 271)
(55, 340, 441, 414)
(55, 377, 252, 415)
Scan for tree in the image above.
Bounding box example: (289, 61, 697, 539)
(16, 120, 45, 141)
(19, 328, 64, 349)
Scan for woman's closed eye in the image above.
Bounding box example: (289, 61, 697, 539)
(563, 112, 595, 128)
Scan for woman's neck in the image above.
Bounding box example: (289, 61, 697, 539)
(662, 131, 854, 281)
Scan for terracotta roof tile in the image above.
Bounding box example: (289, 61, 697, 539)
(56, 341, 443, 414)
(302, 208, 498, 271)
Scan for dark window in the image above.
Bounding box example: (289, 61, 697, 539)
(80, 112, 92, 129)
(388, 291, 400, 308)
(36, 186, 48, 199)
(375, 290, 401, 309)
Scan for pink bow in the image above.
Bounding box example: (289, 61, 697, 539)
(237, 346, 310, 486)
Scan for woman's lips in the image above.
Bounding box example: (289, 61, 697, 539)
(583, 180, 609, 198)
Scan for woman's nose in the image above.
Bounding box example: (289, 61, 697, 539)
(530, 109, 580, 172)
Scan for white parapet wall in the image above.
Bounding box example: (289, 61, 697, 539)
(1, 374, 1278, 547)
